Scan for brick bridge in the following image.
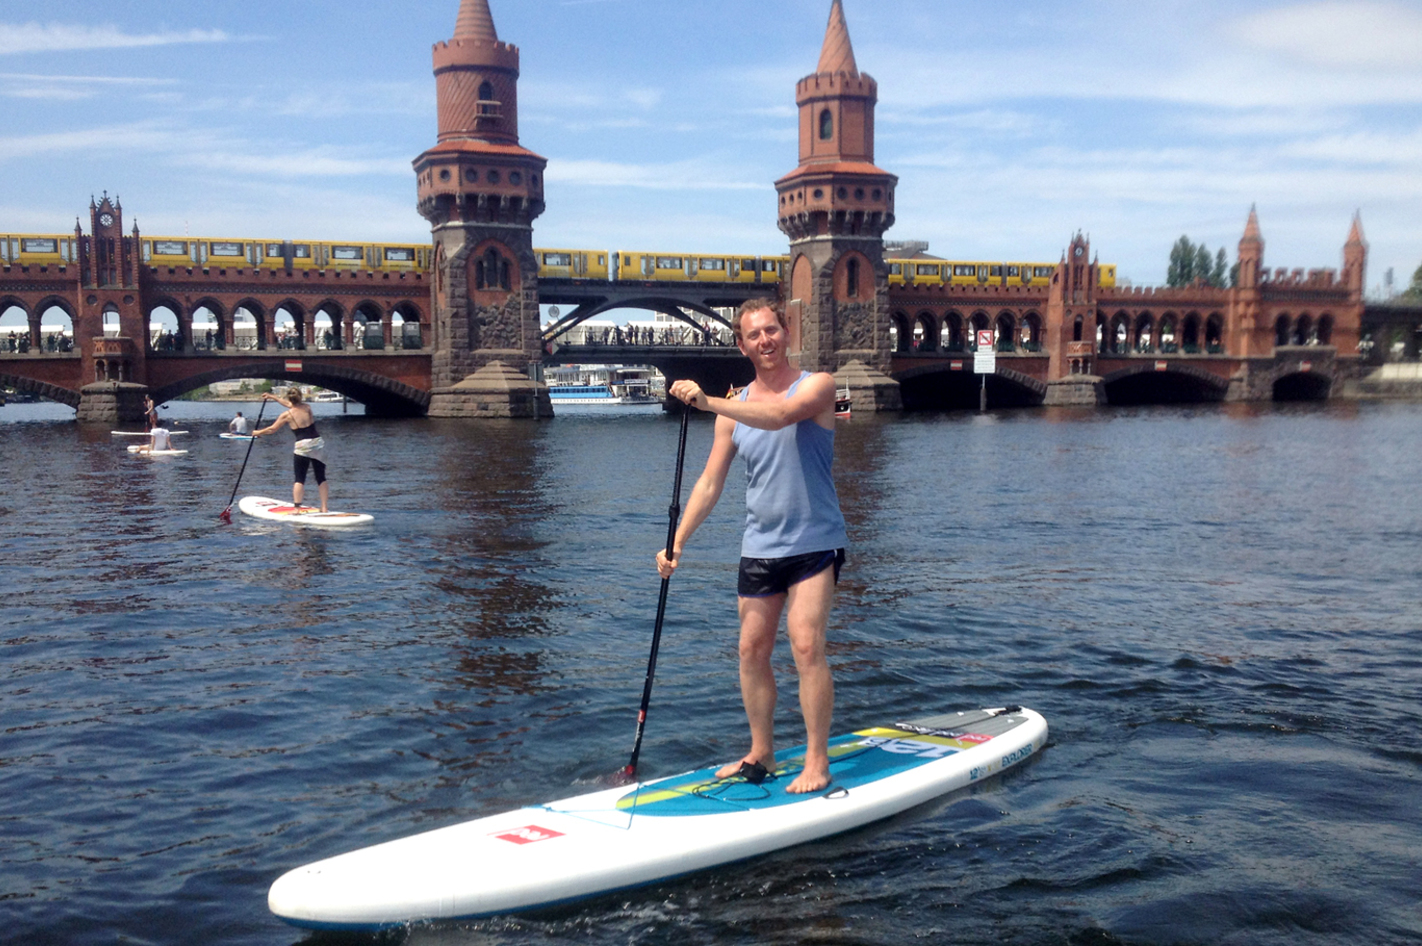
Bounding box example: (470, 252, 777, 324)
(0, 0, 1393, 421)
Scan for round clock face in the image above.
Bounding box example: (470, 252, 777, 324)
(1074, 245, 1084, 258)
(99, 213, 114, 227)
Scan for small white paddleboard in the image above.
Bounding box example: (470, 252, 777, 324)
(238, 496, 373, 528)
(219, 432, 255, 441)
(112, 430, 188, 437)
(126, 445, 188, 456)
(269, 706, 1047, 931)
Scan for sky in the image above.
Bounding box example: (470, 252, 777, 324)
(2, 0, 1420, 298)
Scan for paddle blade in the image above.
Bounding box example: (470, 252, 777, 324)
(218, 507, 232, 524)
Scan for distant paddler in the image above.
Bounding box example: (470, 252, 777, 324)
(227, 411, 251, 435)
(253, 388, 330, 513)
(136, 424, 173, 455)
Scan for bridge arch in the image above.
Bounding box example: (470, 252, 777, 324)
(1205, 312, 1225, 352)
(1317, 314, 1334, 345)
(894, 361, 1047, 410)
(146, 296, 182, 351)
(147, 361, 430, 417)
(914, 310, 937, 352)
(0, 369, 80, 407)
(1133, 312, 1154, 352)
(941, 310, 963, 351)
(232, 299, 267, 350)
(351, 300, 384, 350)
(994, 311, 1016, 351)
(392, 300, 426, 349)
(1273, 370, 1332, 401)
(313, 299, 346, 349)
(272, 299, 309, 350)
(541, 295, 732, 346)
(1100, 362, 1230, 405)
(190, 298, 227, 350)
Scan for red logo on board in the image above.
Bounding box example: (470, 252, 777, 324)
(957, 733, 992, 744)
(492, 825, 564, 845)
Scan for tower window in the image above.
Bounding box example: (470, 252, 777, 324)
(476, 247, 511, 291)
(478, 81, 494, 102)
(847, 258, 860, 297)
(819, 109, 833, 140)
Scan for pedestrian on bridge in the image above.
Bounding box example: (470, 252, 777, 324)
(654, 297, 847, 796)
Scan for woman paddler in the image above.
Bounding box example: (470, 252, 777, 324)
(253, 388, 330, 513)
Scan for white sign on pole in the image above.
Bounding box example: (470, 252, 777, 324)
(974, 330, 996, 374)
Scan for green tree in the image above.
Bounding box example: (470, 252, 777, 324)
(1167, 236, 1231, 288)
(1405, 262, 1422, 300)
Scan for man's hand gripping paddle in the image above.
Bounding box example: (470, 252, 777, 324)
(617, 406, 691, 784)
(218, 398, 269, 524)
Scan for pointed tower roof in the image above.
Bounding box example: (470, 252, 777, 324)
(454, 0, 498, 43)
(1242, 204, 1262, 242)
(1346, 211, 1366, 246)
(817, 0, 859, 76)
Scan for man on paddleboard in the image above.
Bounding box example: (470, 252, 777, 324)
(656, 298, 847, 795)
(138, 424, 173, 455)
(253, 388, 330, 513)
(228, 412, 251, 435)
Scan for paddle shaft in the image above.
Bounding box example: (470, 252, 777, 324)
(220, 399, 269, 520)
(624, 406, 691, 778)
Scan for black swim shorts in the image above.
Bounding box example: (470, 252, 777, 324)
(738, 548, 846, 598)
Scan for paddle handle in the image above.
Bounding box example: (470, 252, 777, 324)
(624, 406, 691, 778)
(220, 398, 269, 520)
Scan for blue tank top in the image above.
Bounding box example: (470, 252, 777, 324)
(731, 372, 849, 558)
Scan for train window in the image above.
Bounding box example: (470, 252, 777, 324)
(918, 264, 942, 277)
(741, 259, 756, 269)
(889, 263, 902, 275)
(655, 257, 683, 269)
(623, 256, 632, 265)
(597, 255, 606, 265)
(385, 248, 416, 262)
(953, 265, 975, 277)
(210, 242, 243, 257)
(331, 246, 363, 261)
(1034, 266, 1054, 278)
(990, 265, 1003, 277)
(1007, 266, 1020, 277)
(264, 243, 283, 256)
(762, 260, 778, 273)
(21, 238, 58, 253)
(155, 241, 188, 256)
(543, 252, 572, 267)
(293, 245, 311, 258)
(699, 258, 725, 270)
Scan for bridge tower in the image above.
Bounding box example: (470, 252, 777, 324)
(1233, 205, 1266, 358)
(417, 0, 551, 418)
(776, 0, 901, 411)
(75, 194, 149, 423)
(1043, 232, 1105, 404)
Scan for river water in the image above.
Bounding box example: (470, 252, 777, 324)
(1, 398, 1418, 946)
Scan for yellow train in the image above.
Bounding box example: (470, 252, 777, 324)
(887, 259, 1117, 289)
(140, 237, 432, 273)
(608, 251, 786, 284)
(0, 233, 80, 266)
(4, 231, 1115, 291)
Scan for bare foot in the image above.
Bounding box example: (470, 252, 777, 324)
(785, 765, 830, 794)
(717, 754, 772, 780)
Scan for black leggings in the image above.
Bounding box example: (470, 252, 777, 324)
(293, 455, 327, 485)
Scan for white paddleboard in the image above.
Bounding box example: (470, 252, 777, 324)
(126, 445, 188, 456)
(269, 706, 1047, 931)
(112, 430, 188, 436)
(219, 432, 255, 441)
(238, 496, 373, 528)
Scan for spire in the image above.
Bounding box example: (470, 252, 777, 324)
(453, 0, 498, 44)
(1346, 211, 1366, 246)
(816, 0, 859, 76)
(1242, 204, 1262, 242)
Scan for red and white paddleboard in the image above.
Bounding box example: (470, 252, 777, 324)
(237, 496, 373, 528)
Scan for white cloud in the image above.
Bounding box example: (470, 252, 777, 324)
(1232, 1, 1422, 70)
(0, 22, 232, 54)
(547, 158, 767, 191)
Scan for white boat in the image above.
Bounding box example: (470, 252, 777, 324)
(547, 383, 656, 405)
